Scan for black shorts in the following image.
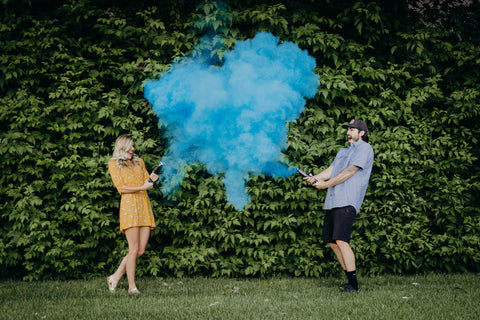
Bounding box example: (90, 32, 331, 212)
(322, 206, 356, 243)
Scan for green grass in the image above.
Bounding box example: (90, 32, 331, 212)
(0, 274, 479, 319)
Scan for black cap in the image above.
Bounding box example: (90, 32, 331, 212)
(342, 119, 368, 132)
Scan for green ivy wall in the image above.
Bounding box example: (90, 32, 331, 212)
(1, 0, 479, 280)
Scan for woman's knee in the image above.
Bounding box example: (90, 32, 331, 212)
(128, 245, 139, 257)
(136, 248, 146, 258)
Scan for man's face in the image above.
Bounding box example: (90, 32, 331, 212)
(347, 127, 364, 145)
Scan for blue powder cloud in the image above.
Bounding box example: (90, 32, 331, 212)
(144, 32, 319, 210)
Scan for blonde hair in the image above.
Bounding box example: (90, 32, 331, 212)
(110, 135, 141, 167)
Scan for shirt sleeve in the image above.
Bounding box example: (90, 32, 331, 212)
(108, 160, 125, 194)
(350, 143, 373, 170)
(139, 158, 150, 181)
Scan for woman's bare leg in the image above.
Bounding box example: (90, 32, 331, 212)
(125, 227, 151, 291)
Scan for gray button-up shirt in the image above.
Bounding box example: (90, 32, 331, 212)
(324, 140, 374, 214)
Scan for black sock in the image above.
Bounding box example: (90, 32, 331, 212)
(346, 270, 358, 290)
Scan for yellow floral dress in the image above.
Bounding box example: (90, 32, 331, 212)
(108, 159, 156, 233)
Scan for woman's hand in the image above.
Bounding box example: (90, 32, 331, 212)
(149, 173, 159, 183)
(142, 179, 154, 190)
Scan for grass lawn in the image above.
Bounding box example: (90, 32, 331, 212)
(0, 273, 478, 319)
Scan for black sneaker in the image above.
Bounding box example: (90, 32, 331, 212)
(342, 284, 358, 293)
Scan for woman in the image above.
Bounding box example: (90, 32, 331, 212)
(107, 135, 159, 294)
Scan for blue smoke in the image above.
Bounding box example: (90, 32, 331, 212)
(144, 32, 319, 210)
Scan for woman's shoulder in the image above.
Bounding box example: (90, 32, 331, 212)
(109, 159, 120, 168)
(130, 157, 144, 169)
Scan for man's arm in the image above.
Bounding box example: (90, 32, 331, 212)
(314, 166, 333, 181)
(312, 164, 360, 190)
(304, 166, 333, 185)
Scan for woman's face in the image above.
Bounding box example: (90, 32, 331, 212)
(126, 142, 135, 160)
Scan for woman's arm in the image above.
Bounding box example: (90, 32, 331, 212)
(109, 160, 157, 194)
(121, 171, 159, 193)
(120, 180, 154, 193)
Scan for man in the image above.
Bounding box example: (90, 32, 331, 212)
(304, 119, 374, 292)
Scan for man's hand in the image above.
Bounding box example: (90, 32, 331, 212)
(304, 174, 329, 189)
(303, 174, 317, 185)
(303, 168, 331, 189)
(312, 180, 329, 190)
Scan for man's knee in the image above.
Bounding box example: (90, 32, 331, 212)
(335, 239, 349, 247)
(329, 242, 338, 250)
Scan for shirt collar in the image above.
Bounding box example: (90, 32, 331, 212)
(349, 140, 364, 148)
